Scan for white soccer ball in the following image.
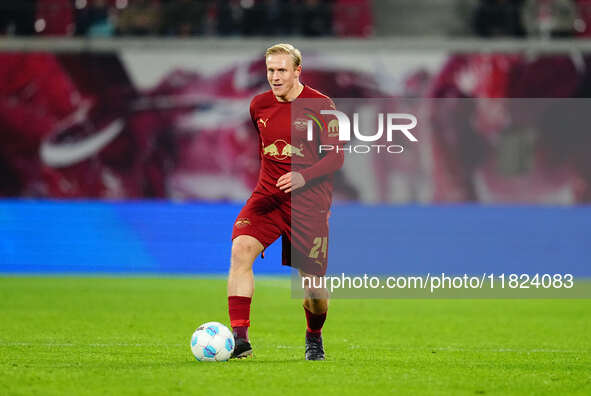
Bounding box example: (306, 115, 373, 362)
(190, 321, 235, 362)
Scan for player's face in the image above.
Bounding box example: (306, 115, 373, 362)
(266, 54, 301, 99)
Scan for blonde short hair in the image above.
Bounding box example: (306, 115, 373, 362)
(265, 43, 302, 68)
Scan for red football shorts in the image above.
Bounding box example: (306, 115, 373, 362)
(232, 191, 329, 276)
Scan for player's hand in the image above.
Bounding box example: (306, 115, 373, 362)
(276, 172, 305, 193)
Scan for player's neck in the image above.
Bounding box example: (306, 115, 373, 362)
(276, 81, 304, 103)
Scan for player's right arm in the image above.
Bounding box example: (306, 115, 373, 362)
(249, 98, 262, 161)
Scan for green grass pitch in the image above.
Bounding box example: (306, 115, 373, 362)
(1, 276, 590, 395)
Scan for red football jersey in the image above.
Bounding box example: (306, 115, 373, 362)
(249, 85, 343, 212)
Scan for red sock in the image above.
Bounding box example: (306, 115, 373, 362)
(304, 307, 327, 337)
(228, 296, 251, 340)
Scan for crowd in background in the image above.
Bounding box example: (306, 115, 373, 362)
(472, 0, 591, 38)
(0, 0, 348, 37)
(2, 0, 591, 38)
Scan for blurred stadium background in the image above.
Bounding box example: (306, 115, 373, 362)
(1, 0, 590, 275)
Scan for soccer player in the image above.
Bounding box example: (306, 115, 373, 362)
(227, 43, 344, 360)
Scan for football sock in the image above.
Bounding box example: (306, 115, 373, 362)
(228, 296, 251, 340)
(233, 326, 249, 341)
(304, 307, 327, 337)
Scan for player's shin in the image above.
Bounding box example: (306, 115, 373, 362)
(303, 299, 328, 336)
(227, 235, 261, 342)
(302, 275, 329, 336)
(228, 294, 254, 358)
(228, 295, 251, 341)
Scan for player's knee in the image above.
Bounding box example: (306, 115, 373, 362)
(304, 282, 329, 301)
(231, 237, 261, 268)
(304, 297, 328, 314)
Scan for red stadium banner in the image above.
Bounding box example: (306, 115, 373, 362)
(1, 50, 591, 203)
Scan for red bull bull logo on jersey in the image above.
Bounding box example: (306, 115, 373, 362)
(263, 139, 304, 160)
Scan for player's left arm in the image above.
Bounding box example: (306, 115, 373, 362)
(276, 99, 344, 193)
